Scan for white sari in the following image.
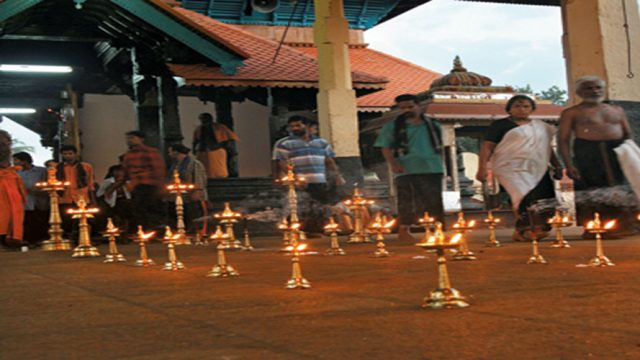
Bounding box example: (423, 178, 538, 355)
(490, 119, 555, 211)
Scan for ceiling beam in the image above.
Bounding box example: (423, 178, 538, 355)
(110, 0, 245, 75)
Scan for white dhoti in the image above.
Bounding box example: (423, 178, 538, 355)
(614, 139, 640, 201)
(490, 120, 555, 211)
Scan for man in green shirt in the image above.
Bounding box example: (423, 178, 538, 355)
(374, 94, 445, 241)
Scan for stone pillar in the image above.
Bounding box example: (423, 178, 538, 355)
(441, 125, 460, 192)
(313, 0, 363, 187)
(132, 48, 160, 148)
(562, 0, 640, 137)
(157, 76, 183, 153)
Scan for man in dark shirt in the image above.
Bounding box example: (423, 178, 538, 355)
(122, 131, 166, 230)
(374, 94, 444, 241)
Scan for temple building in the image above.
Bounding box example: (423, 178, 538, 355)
(1, 0, 638, 209)
(0, 0, 441, 203)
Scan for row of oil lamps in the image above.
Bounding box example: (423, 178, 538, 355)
(34, 164, 622, 310)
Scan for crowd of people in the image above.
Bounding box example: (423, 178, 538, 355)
(0, 76, 638, 250)
(378, 76, 637, 241)
(0, 113, 237, 250)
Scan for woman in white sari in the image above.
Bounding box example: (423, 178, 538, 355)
(476, 95, 562, 241)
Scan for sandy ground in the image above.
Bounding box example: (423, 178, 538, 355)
(1, 227, 639, 360)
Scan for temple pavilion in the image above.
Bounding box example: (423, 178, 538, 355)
(1, 0, 638, 209)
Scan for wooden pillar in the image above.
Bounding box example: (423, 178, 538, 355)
(62, 84, 81, 154)
(215, 94, 238, 177)
(268, 88, 290, 147)
(131, 47, 161, 149)
(313, 0, 363, 187)
(157, 76, 183, 152)
(562, 0, 640, 137)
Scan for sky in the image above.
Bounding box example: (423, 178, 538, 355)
(0, 116, 52, 166)
(366, 0, 567, 92)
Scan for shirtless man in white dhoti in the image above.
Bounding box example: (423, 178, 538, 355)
(559, 76, 635, 237)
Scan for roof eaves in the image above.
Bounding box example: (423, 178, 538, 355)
(110, 0, 247, 75)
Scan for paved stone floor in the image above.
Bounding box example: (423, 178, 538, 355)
(1, 227, 640, 359)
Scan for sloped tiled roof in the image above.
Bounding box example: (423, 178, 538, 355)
(297, 46, 441, 111)
(362, 102, 563, 133)
(168, 8, 387, 89)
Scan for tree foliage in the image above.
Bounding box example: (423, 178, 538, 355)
(512, 84, 567, 105)
(10, 138, 34, 154)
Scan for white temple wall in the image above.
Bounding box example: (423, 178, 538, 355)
(79, 94, 271, 180)
(78, 94, 135, 180)
(178, 97, 272, 177)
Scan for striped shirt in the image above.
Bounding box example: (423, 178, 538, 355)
(273, 135, 336, 184)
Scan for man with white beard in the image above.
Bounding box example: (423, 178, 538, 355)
(559, 76, 635, 237)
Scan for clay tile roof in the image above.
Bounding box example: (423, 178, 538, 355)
(297, 46, 441, 111)
(361, 102, 563, 133)
(168, 8, 387, 89)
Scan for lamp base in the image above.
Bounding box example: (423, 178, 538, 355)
(71, 244, 100, 258)
(207, 265, 239, 277)
(104, 253, 126, 263)
(285, 277, 311, 289)
(41, 239, 72, 251)
(587, 255, 615, 267)
(423, 288, 469, 309)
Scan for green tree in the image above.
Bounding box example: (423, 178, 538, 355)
(539, 85, 567, 105)
(512, 84, 568, 105)
(11, 138, 34, 154)
(513, 84, 535, 95)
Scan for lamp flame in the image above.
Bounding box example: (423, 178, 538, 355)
(383, 219, 396, 228)
(450, 233, 463, 244)
(604, 220, 616, 230)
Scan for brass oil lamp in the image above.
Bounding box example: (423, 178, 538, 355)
(207, 226, 239, 277)
(584, 213, 616, 267)
(451, 212, 477, 261)
(416, 212, 437, 247)
(526, 229, 547, 264)
(277, 216, 291, 252)
(276, 161, 305, 237)
(547, 210, 573, 248)
(416, 223, 469, 309)
(35, 166, 71, 251)
(241, 216, 254, 251)
(134, 226, 156, 267)
(483, 210, 502, 247)
(162, 226, 185, 271)
(103, 218, 126, 263)
(344, 187, 374, 243)
(323, 216, 345, 256)
(213, 202, 243, 249)
(368, 212, 396, 257)
(285, 221, 311, 289)
(166, 170, 195, 245)
(68, 197, 100, 258)
(193, 201, 209, 246)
